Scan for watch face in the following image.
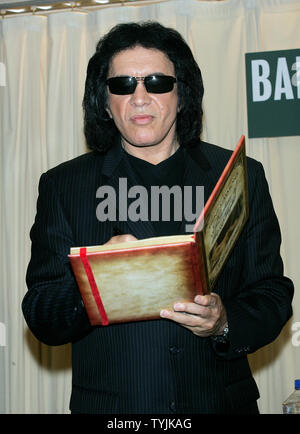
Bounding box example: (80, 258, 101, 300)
(211, 324, 229, 344)
(223, 326, 229, 336)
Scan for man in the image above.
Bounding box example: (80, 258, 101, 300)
(22, 22, 294, 414)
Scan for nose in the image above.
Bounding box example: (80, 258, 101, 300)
(130, 81, 151, 107)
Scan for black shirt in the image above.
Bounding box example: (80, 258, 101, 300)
(123, 147, 185, 237)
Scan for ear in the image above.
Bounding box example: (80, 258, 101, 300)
(105, 106, 113, 119)
(177, 96, 182, 113)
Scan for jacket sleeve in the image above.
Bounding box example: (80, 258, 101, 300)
(22, 172, 93, 346)
(212, 160, 294, 359)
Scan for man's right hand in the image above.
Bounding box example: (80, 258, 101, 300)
(105, 234, 137, 245)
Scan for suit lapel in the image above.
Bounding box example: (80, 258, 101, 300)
(178, 144, 216, 234)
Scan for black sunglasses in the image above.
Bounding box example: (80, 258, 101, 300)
(106, 75, 177, 95)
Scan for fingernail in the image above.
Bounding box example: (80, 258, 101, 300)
(174, 303, 184, 310)
(160, 310, 169, 317)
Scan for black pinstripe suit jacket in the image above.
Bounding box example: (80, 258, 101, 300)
(22, 140, 294, 414)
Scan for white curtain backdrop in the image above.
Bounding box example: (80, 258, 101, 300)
(0, 0, 299, 414)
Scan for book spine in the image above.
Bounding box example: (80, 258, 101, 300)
(189, 241, 204, 296)
(191, 233, 210, 295)
(79, 247, 109, 326)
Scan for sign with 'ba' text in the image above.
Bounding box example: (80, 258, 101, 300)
(245, 48, 300, 138)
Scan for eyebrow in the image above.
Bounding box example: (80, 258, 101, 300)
(111, 73, 169, 77)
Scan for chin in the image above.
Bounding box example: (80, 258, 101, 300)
(125, 137, 158, 148)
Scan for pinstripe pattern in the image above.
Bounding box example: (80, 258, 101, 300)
(22, 140, 294, 414)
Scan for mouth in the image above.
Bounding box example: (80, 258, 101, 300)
(130, 115, 154, 125)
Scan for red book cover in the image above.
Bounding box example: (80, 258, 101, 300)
(69, 135, 248, 325)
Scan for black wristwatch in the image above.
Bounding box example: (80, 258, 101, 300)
(211, 323, 229, 344)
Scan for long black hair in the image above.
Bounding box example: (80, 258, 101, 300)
(83, 21, 204, 153)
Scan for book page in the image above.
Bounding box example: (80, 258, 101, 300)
(202, 147, 248, 289)
(70, 233, 194, 254)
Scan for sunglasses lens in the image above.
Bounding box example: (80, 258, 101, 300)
(145, 76, 176, 93)
(106, 75, 176, 95)
(107, 77, 136, 95)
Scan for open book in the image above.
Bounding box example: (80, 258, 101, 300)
(69, 135, 248, 325)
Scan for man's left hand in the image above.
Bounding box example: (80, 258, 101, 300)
(160, 293, 227, 337)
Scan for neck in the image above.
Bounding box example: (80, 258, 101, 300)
(122, 140, 180, 165)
